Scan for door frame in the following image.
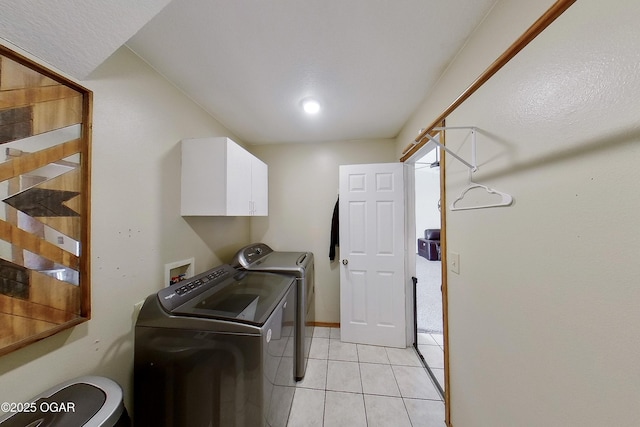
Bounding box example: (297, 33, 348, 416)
(404, 126, 450, 419)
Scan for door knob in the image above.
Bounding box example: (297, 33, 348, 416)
(342, 259, 348, 265)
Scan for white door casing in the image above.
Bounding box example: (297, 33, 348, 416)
(339, 163, 406, 348)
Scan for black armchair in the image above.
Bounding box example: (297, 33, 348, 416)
(418, 229, 441, 261)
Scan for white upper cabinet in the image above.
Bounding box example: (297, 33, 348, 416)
(249, 156, 268, 216)
(181, 137, 268, 216)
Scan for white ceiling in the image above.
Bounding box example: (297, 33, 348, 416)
(0, 0, 497, 145)
(0, 0, 172, 79)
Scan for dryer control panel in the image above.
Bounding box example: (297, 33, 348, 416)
(157, 264, 234, 312)
(232, 243, 274, 268)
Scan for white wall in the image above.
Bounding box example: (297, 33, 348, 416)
(398, 0, 640, 425)
(396, 0, 556, 158)
(250, 139, 396, 323)
(414, 158, 440, 243)
(0, 45, 250, 411)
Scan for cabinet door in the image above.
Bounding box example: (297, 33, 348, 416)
(181, 138, 227, 216)
(226, 141, 253, 215)
(251, 158, 268, 216)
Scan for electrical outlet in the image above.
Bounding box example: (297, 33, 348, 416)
(450, 252, 460, 274)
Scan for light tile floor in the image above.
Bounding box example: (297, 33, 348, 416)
(286, 327, 445, 427)
(417, 332, 445, 392)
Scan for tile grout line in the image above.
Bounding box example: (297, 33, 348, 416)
(387, 346, 417, 427)
(413, 344, 445, 402)
(356, 344, 369, 426)
(322, 389, 327, 427)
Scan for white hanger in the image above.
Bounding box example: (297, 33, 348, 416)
(450, 182, 513, 211)
(416, 126, 515, 211)
(450, 169, 513, 211)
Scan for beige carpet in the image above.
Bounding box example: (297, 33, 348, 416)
(415, 256, 443, 334)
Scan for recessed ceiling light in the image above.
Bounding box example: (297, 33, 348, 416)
(302, 98, 321, 114)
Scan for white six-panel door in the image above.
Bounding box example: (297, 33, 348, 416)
(339, 163, 406, 348)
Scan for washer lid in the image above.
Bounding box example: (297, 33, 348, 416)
(171, 271, 293, 326)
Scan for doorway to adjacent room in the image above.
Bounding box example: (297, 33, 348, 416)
(413, 147, 445, 395)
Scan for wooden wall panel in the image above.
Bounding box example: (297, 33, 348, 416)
(0, 106, 32, 144)
(0, 57, 59, 91)
(0, 220, 79, 269)
(32, 96, 83, 135)
(29, 271, 81, 314)
(0, 139, 82, 181)
(0, 44, 91, 356)
(0, 313, 58, 347)
(0, 85, 79, 110)
(0, 294, 77, 324)
(37, 168, 82, 241)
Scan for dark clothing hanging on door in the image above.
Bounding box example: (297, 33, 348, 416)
(329, 197, 339, 260)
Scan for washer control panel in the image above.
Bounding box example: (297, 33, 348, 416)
(173, 268, 227, 296)
(157, 264, 234, 312)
